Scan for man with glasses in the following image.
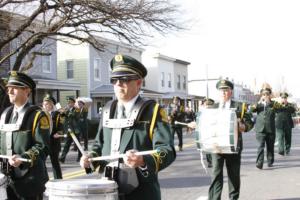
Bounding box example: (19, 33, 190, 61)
(251, 86, 276, 169)
(80, 54, 175, 200)
(275, 92, 296, 155)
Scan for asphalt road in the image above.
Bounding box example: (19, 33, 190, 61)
(45, 127, 300, 200)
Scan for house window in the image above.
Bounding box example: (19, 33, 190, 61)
(168, 73, 172, 88)
(177, 74, 181, 89)
(66, 60, 74, 79)
(94, 58, 101, 80)
(183, 75, 186, 89)
(42, 54, 51, 73)
(161, 72, 165, 87)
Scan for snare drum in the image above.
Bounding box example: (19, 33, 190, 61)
(46, 178, 118, 200)
(195, 108, 238, 154)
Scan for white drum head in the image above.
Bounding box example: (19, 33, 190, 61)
(46, 179, 118, 195)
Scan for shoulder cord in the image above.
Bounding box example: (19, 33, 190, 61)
(149, 103, 160, 141)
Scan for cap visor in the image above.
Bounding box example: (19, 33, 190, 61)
(6, 81, 29, 88)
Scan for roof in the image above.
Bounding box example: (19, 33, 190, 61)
(90, 84, 114, 97)
(34, 78, 81, 91)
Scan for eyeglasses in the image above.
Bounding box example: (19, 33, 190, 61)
(110, 77, 139, 85)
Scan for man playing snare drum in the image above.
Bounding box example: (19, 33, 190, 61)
(0, 71, 50, 199)
(80, 54, 176, 200)
(189, 79, 254, 200)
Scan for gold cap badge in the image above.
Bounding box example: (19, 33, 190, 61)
(11, 71, 17, 77)
(115, 55, 123, 62)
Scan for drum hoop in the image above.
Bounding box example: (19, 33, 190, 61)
(46, 179, 118, 194)
(0, 174, 7, 186)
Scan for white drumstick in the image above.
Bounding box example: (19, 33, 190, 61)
(68, 129, 85, 155)
(68, 129, 94, 171)
(57, 134, 67, 138)
(89, 150, 158, 162)
(0, 155, 31, 163)
(174, 121, 189, 126)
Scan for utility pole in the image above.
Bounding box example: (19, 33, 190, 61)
(206, 64, 209, 98)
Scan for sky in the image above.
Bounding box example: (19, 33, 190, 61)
(146, 0, 300, 98)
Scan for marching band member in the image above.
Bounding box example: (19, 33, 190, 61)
(168, 96, 186, 151)
(188, 79, 253, 200)
(80, 54, 175, 200)
(208, 80, 253, 200)
(250, 85, 276, 169)
(275, 92, 296, 155)
(59, 97, 81, 163)
(0, 71, 50, 199)
(42, 94, 64, 179)
(202, 98, 215, 168)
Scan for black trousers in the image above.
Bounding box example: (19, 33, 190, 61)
(171, 126, 183, 148)
(7, 186, 43, 200)
(256, 131, 275, 167)
(60, 134, 82, 162)
(208, 153, 241, 200)
(276, 127, 292, 154)
(50, 148, 62, 179)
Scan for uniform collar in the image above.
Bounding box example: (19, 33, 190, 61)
(118, 95, 139, 117)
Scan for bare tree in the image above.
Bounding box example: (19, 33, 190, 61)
(0, 0, 182, 71)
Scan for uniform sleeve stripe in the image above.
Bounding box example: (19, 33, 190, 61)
(149, 103, 159, 141)
(32, 111, 41, 137)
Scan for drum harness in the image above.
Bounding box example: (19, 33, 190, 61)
(102, 98, 156, 195)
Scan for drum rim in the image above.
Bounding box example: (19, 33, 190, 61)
(46, 179, 118, 193)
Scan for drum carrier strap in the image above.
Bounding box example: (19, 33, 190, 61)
(102, 98, 156, 129)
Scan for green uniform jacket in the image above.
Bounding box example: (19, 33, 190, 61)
(90, 97, 176, 200)
(50, 111, 64, 152)
(215, 101, 254, 152)
(0, 103, 50, 197)
(169, 104, 185, 128)
(275, 103, 296, 129)
(76, 107, 88, 133)
(251, 101, 276, 133)
(64, 107, 80, 134)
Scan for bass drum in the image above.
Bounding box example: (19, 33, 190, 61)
(195, 108, 238, 154)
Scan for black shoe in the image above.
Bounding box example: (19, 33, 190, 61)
(207, 163, 212, 168)
(278, 152, 284, 156)
(72, 147, 77, 151)
(59, 157, 65, 163)
(268, 163, 273, 167)
(256, 163, 263, 169)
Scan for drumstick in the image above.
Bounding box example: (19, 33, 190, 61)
(68, 129, 85, 155)
(57, 134, 67, 138)
(174, 121, 189, 126)
(68, 129, 94, 173)
(89, 149, 158, 162)
(0, 155, 31, 163)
